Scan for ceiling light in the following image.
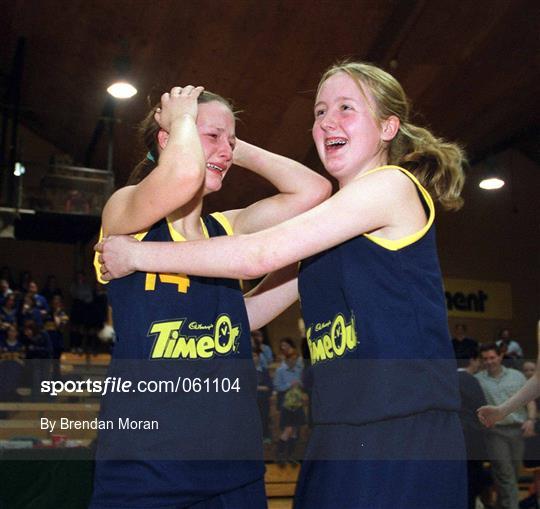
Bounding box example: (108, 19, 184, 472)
(13, 162, 26, 176)
(107, 81, 137, 99)
(479, 177, 505, 190)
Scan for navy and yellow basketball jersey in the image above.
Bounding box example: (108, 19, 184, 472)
(91, 213, 264, 509)
(298, 166, 460, 426)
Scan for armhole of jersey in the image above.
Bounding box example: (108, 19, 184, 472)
(94, 227, 149, 284)
(210, 212, 234, 236)
(361, 165, 435, 251)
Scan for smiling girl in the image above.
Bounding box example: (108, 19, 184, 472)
(98, 63, 467, 508)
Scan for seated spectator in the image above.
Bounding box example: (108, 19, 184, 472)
(21, 320, 53, 400)
(0, 294, 18, 340)
(22, 320, 52, 359)
(0, 266, 15, 290)
(452, 323, 478, 360)
(253, 347, 273, 444)
(0, 278, 13, 305)
(18, 294, 43, 328)
(18, 270, 32, 294)
(274, 337, 305, 465)
(496, 328, 523, 361)
(43, 295, 69, 378)
(27, 280, 50, 317)
(88, 282, 109, 353)
(251, 329, 273, 369)
(0, 324, 25, 401)
(0, 324, 26, 359)
(41, 275, 63, 304)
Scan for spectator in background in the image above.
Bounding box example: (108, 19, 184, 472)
(523, 361, 537, 380)
(18, 294, 43, 328)
(251, 329, 273, 369)
(476, 343, 535, 509)
(0, 294, 18, 340)
(0, 324, 25, 401)
(452, 323, 478, 361)
(70, 271, 93, 352)
(0, 267, 15, 290)
(22, 319, 53, 400)
(41, 275, 63, 304)
(457, 348, 492, 509)
(18, 271, 32, 294)
(28, 280, 50, 317)
(1, 324, 26, 357)
(274, 337, 305, 465)
(300, 335, 314, 428)
(88, 282, 108, 353)
(497, 328, 523, 363)
(253, 347, 273, 444)
(43, 295, 69, 378)
(22, 320, 53, 359)
(0, 279, 13, 305)
(65, 189, 90, 214)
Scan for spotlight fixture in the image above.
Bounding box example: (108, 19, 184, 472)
(107, 51, 137, 99)
(479, 155, 505, 191)
(13, 161, 26, 176)
(107, 82, 137, 99)
(479, 177, 505, 190)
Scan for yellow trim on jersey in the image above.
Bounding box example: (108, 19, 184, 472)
(133, 231, 149, 241)
(166, 217, 210, 242)
(94, 227, 149, 284)
(94, 228, 108, 284)
(209, 212, 242, 289)
(360, 165, 435, 251)
(210, 212, 234, 236)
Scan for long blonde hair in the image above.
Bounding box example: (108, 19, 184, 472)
(318, 62, 466, 210)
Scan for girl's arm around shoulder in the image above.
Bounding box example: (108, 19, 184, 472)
(221, 140, 332, 235)
(213, 168, 423, 278)
(99, 168, 419, 280)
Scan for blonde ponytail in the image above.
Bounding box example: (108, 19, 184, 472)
(391, 122, 466, 210)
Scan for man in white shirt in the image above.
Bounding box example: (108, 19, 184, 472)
(476, 343, 535, 509)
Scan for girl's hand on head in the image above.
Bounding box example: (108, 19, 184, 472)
(154, 85, 205, 131)
(94, 235, 140, 280)
(477, 405, 504, 428)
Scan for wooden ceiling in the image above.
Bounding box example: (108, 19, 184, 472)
(1, 0, 539, 212)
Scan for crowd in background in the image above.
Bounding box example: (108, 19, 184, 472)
(0, 266, 111, 401)
(452, 324, 538, 509)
